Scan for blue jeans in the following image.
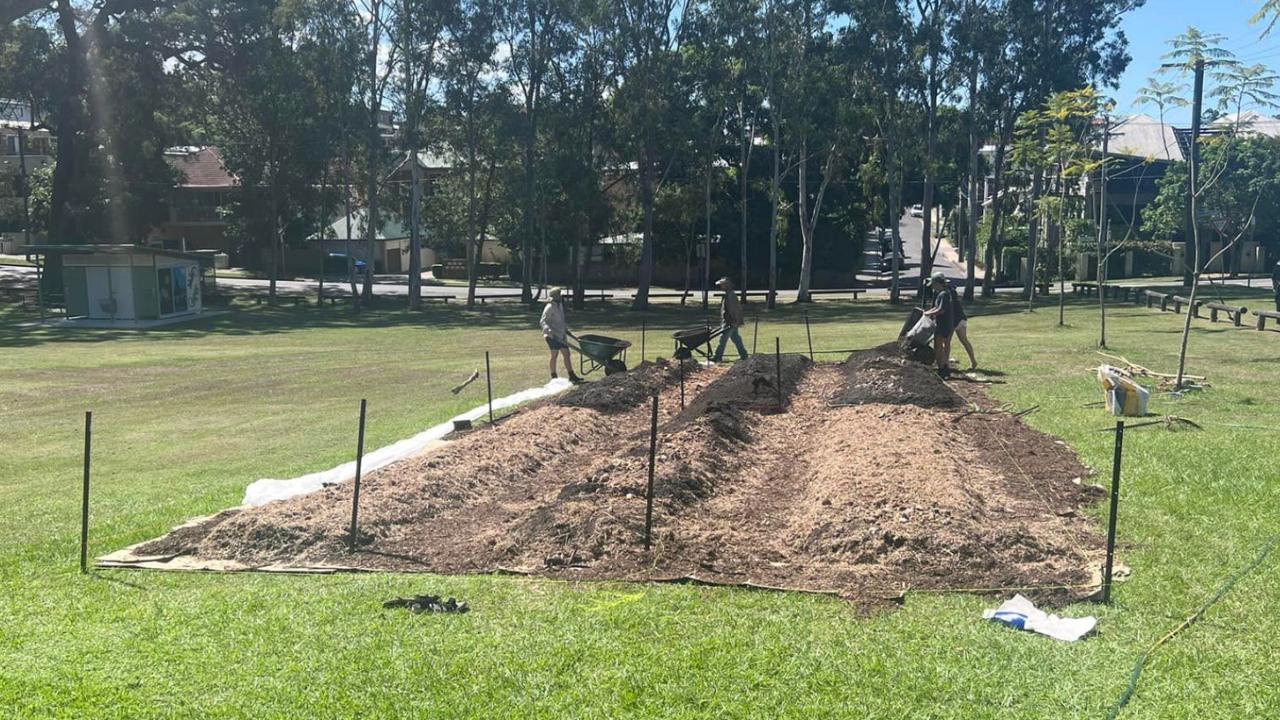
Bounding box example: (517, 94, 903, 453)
(714, 325, 749, 361)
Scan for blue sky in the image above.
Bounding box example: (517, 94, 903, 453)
(1113, 0, 1280, 121)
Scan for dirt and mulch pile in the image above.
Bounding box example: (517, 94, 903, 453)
(118, 346, 1106, 607)
(838, 342, 961, 408)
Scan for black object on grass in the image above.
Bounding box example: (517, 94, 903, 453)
(644, 394, 658, 551)
(383, 595, 470, 614)
(1102, 420, 1124, 603)
(80, 410, 91, 574)
(348, 399, 367, 551)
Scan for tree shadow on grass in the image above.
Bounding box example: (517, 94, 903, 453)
(0, 293, 1060, 350)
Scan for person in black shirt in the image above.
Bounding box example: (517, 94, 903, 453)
(947, 283, 977, 370)
(1272, 260, 1280, 312)
(923, 272, 953, 377)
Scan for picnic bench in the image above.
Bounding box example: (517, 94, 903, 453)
(1205, 302, 1248, 326)
(1255, 309, 1280, 331)
(806, 288, 865, 300)
(1142, 290, 1170, 311)
(1170, 295, 1202, 316)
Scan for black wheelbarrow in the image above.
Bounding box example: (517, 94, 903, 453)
(569, 333, 631, 376)
(672, 325, 725, 361)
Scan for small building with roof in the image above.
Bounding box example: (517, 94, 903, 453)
(26, 244, 211, 326)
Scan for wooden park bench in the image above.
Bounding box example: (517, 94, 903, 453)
(1255, 309, 1280, 331)
(1072, 282, 1097, 297)
(1204, 302, 1248, 327)
(1170, 295, 1202, 316)
(1143, 290, 1170, 310)
(807, 288, 865, 301)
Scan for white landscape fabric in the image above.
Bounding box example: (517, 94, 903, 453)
(983, 594, 1098, 642)
(242, 378, 573, 506)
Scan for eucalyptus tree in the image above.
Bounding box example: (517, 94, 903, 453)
(911, 0, 956, 296)
(843, 0, 917, 304)
(499, 0, 573, 303)
(610, 0, 690, 310)
(439, 0, 509, 307)
(352, 0, 398, 301)
(389, 0, 451, 309)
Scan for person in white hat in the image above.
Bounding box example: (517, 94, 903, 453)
(540, 288, 581, 383)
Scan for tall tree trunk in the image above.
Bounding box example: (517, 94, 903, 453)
(1024, 168, 1043, 307)
(703, 147, 713, 310)
(362, 8, 382, 303)
(920, 50, 938, 303)
(981, 117, 1010, 297)
(767, 114, 781, 310)
(796, 136, 812, 302)
(520, 99, 536, 304)
(408, 149, 422, 309)
(1175, 59, 1206, 389)
(343, 132, 358, 299)
(50, 0, 85, 240)
(964, 61, 979, 302)
(268, 168, 280, 303)
(1097, 117, 1110, 347)
(631, 130, 657, 310)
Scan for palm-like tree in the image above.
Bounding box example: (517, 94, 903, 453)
(1212, 63, 1280, 132)
(1133, 78, 1187, 160)
(1253, 0, 1280, 37)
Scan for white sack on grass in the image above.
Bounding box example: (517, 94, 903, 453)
(982, 594, 1097, 642)
(243, 378, 573, 507)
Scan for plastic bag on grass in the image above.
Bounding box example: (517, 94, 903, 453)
(1096, 365, 1150, 417)
(983, 594, 1097, 642)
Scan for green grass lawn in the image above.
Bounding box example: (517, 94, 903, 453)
(2, 292, 1278, 719)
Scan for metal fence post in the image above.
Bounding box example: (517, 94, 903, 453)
(1102, 420, 1125, 603)
(348, 399, 367, 550)
(643, 394, 659, 551)
(80, 411, 91, 573)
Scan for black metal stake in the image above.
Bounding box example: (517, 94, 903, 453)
(804, 311, 814, 361)
(80, 410, 91, 573)
(317, 251, 324, 307)
(348, 399, 368, 550)
(775, 337, 783, 410)
(1102, 420, 1125, 603)
(485, 351, 494, 425)
(641, 321, 646, 364)
(643, 394, 659, 551)
(679, 359, 685, 409)
(752, 315, 759, 354)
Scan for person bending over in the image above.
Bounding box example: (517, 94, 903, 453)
(923, 272, 954, 378)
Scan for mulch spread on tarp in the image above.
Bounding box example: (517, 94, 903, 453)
(122, 347, 1106, 607)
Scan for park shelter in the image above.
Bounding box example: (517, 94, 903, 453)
(29, 245, 209, 325)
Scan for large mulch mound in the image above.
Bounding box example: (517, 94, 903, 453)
(128, 346, 1106, 606)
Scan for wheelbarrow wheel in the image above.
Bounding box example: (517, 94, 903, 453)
(604, 359, 627, 375)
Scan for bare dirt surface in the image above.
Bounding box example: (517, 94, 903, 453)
(132, 346, 1105, 606)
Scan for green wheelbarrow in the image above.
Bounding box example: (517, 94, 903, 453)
(568, 333, 632, 376)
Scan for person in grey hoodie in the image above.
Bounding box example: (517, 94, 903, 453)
(540, 288, 582, 383)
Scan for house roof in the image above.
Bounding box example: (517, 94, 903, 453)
(26, 244, 211, 264)
(1211, 111, 1280, 137)
(1105, 114, 1184, 162)
(163, 147, 238, 189)
(316, 207, 409, 242)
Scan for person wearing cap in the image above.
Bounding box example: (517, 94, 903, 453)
(1271, 259, 1280, 312)
(946, 279, 977, 370)
(713, 277, 749, 362)
(540, 288, 582, 383)
(922, 271, 954, 377)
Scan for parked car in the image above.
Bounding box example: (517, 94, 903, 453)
(909, 204, 924, 218)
